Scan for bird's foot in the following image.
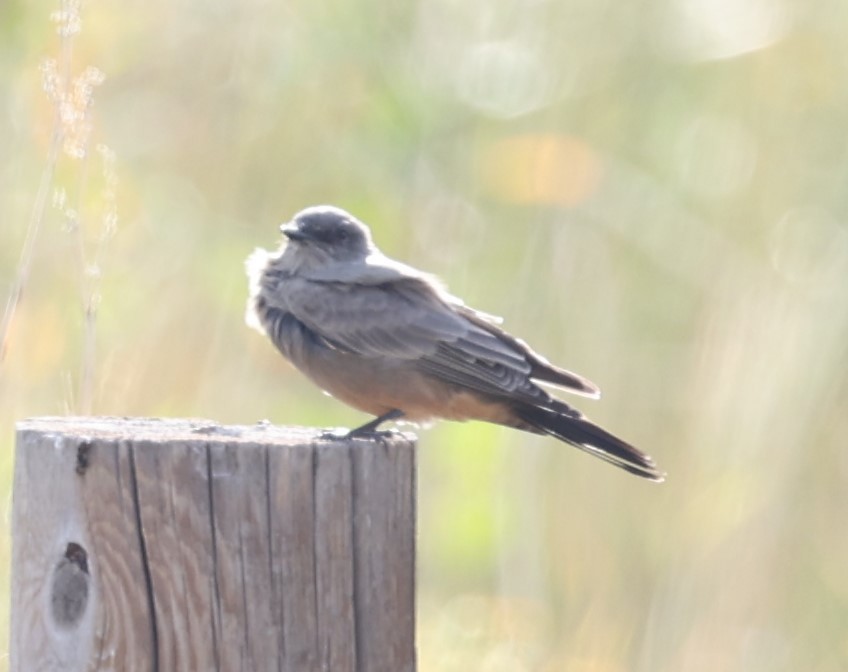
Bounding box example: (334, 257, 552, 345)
(319, 409, 406, 441)
(318, 426, 403, 441)
(318, 427, 350, 440)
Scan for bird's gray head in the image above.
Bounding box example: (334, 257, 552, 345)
(279, 206, 374, 269)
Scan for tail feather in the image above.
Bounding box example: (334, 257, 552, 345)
(515, 405, 664, 482)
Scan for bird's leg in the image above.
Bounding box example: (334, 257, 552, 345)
(344, 408, 405, 439)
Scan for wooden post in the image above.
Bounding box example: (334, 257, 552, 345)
(11, 417, 416, 672)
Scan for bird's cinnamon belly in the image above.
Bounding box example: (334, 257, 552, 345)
(296, 346, 516, 425)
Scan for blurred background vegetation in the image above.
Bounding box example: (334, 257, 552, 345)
(2, 0, 848, 669)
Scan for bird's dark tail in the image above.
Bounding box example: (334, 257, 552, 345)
(514, 404, 664, 481)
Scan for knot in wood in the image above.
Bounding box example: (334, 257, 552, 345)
(50, 542, 90, 629)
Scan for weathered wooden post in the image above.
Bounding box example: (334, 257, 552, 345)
(11, 417, 416, 671)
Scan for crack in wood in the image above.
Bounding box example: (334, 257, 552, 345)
(204, 443, 223, 672)
(128, 443, 160, 672)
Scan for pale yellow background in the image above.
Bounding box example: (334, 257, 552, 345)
(2, 0, 847, 669)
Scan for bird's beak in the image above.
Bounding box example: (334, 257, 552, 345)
(280, 222, 308, 241)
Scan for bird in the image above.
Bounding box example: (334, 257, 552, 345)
(246, 205, 663, 481)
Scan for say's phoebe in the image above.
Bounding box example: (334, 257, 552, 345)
(246, 206, 663, 481)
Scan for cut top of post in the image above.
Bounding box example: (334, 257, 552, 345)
(16, 415, 417, 446)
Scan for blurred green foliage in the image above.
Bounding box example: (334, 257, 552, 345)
(2, 0, 848, 669)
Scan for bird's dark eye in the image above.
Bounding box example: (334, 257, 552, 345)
(337, 229, 350, 242)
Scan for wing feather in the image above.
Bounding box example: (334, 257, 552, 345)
(283, 273, 596, 406)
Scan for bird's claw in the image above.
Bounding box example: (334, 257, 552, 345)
(318, 427, 403, 441)
(318, 427, 349, 441)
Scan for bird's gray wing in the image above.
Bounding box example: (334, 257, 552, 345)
(452, 305, 601, 398)
(283, 275, 467, 357)
(285, 275, 577, 407)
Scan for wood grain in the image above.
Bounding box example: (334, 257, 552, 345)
(11, 417, 417, 672)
